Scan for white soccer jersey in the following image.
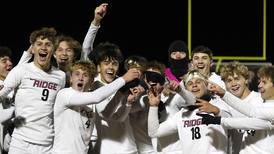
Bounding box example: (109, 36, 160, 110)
(53, 88, 95, 154)
(209, 72, 226, 90)
(53, 77, 126, 154)
(92, 75, 138, 154)
(224, 91, 268, 154)
(148, 98, 230, 154)
(221, 96, 274, 154)
(2, 62, 66, 145)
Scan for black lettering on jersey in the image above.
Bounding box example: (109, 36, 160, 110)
(238, 129, 256, 136)
(183, 118, 203, 127)
(246, 130, 256, 136)
(85, 120, 91, 128)
(41, 89, 49, 101)
(30, 78, 58, 90)
(191, 127, 201, 140)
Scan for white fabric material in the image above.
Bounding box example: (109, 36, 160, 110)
(209, 72, 226, 90)
(222, 92, 274, 154)
(0, 107, 14, 123)
(93, 75, 138, 154)
(81, 24, 100, 60)
(223, 92, 274, 122)
(3, 62, 66, 145)
(53, 77, 126, 154)
(9, 137, 52, 154)
(148, 99, 230, 154)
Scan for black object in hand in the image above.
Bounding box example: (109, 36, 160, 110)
(196, 113, 221, 125)
(186, 105, 199, 111)
(13, 116, 26, 128)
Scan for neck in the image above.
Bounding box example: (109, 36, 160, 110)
(59, 64, 71, 72)
(240, 88, 251, 100)
(0, 75, 5, 81)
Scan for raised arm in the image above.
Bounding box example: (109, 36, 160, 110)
(147, 88, 178, 138)
(68, 68, 140, 106)
(81, 3, 108, 60)
(18, 45, 33, 65)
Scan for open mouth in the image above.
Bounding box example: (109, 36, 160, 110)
(77, 83, 83, 88)
(60, 58, 68, 63)
(39, 53, 48, 61)
(106, 70, 114, 76)
(197, 65, 205, 69)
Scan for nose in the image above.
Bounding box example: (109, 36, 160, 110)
(258, 81, 263, 88)
(6, 59, 13, 67)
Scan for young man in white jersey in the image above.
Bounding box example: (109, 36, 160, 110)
(148, 70, 231, 154)
(0, 27, 66, 154)
(82, 4, 140, 154)
(19, 33, 82, 88)
(219, 61, 267, 154)
(203, 65, 274, 153)
(52, 60, 139, 154)
(191, 45, 225, 89)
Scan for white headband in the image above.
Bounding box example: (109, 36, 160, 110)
(184, 71, 207, 85)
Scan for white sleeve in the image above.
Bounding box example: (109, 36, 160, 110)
(1, 66, 22, 99)
(222, 92, 274, 121)
(176, 81, 196, 106)
(0, 107, 15, 123)
(17, 51, 32, 65)
(148, 107, 178, 138)
(221, 117, 274, 130)
(81, 24, 100, 60)
(67, 77, 125, 106)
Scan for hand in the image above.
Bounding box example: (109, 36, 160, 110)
(12, 116, 26, 128)
(196, 98, 220, 115)
(122, 68, 140, 83)
(92, 3, 108, 26)
(207, 80, 225, 97)
(27, 45, 33, 54)
(147, 87, 160, 106)
(196, 113, 221, 125)
(127, 86, 145, 104)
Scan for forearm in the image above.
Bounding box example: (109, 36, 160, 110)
(148, 107, 177, 138)
(0, 86, 13, 100)
(17, 51, 32, 65)
(222, 92, 260, 118)
(0, 107, 15, 123)
(81, 24, 100, 60)
(177, 81, 196, 106)
(221, 117, 274, 130)
(68, 77, 125, 106)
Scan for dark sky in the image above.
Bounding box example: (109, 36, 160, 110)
(0, 0, 273, 66)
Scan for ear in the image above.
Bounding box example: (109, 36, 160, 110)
(97, 65, 101, 73)
(210, 59, 214, 67)
(245, 79, 249, 85)
(53, 53, 57, 59)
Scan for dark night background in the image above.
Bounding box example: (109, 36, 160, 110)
(0, 0, 273, 67)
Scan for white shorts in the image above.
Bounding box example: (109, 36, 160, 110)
(9, 137, 52, 154)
